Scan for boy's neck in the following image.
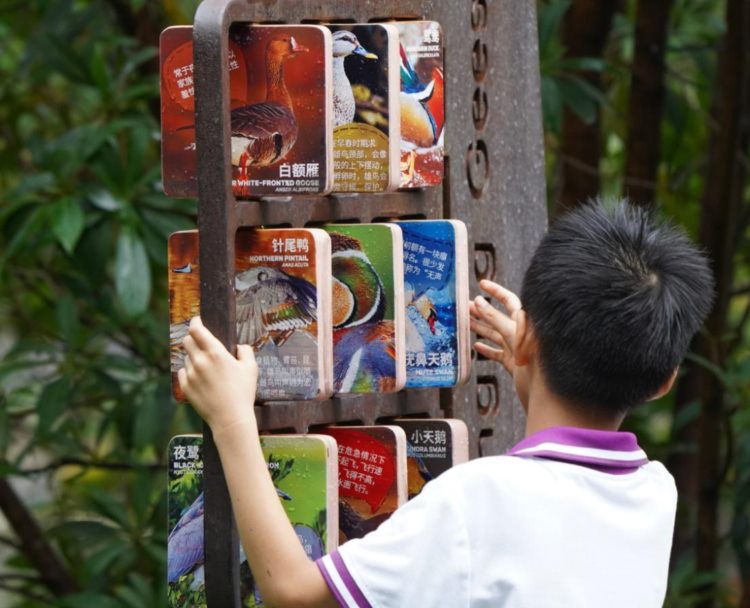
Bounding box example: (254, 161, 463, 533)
(523, 374, 625, 437)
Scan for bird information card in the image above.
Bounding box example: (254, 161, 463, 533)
(396, 219, 471, 388)
(322, 425, 407, 544)
(394, 21, 445, 188)
(160, 24, 333, 198)
(167, 434, 338, 607)
(168, 227, 334, 402)
(392, 418, 469, 499)
(326, 24, 401, 192)
(323, 223, 406, 394)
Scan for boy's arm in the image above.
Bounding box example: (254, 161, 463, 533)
(179, 317, 337, 608)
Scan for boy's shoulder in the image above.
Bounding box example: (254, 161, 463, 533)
(432, 451, 676, 503)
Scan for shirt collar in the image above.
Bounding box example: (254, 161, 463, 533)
(507, 426, 649, 474)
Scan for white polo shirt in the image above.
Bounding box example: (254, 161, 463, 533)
(317, 426, 676, 607)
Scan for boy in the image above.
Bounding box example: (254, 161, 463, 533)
(178, 200, 714, 607)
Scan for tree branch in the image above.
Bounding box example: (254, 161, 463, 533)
(16, 457, 165, 476)
(0, 479, 79, 596)
(556, 0, 620, 215)
(0, 534, 21, 550)
(623, 0, 674, 206)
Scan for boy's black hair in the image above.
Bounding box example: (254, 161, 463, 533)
(521, 199, 714, 414)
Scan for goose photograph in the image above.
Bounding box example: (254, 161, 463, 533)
(160, 24, 333, 198)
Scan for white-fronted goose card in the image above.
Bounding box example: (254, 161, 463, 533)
(160, 24, 333, 198)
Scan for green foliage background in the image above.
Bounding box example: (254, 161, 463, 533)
(0, 1, 202, 605)
(541, 0, 749, 605)
(0, 0, 747, 606)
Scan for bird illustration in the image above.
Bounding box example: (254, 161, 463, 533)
(406, 285, 438, 334)
(338, 500, 392, 542)
(399, 43, 445, 180)
(172, 262, 193, 274)
(169, 261, 197, 370)
(406, 444, 434, 499)
(168, 488, 292, 588)
(329, 232, 398, 393)
(231, 36, 308, 184)
(334, 321, 398, 393)
(331, 30, 378, 127)
(235, 266, 318, 350)
(167, 493, 205, 586)
(169, 265, 317, 374)
(404, 285, 439, 354)
(178, 36, 308, 189)
(331, 233, 386, 330)
(170, 319, 190, 369)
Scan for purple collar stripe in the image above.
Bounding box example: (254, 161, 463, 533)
(508, 427, 649, 473)
(316, 552, 372, 608)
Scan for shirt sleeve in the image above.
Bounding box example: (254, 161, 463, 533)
(316, 469, 470, 608)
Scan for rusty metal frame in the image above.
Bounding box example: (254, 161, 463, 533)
(192, 0, 548, 604)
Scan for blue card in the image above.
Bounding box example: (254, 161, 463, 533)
(397, 220, 470, 388)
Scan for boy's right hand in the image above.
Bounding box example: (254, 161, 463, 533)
(469, 279, 522, 376)
(178, 316, 259, 435)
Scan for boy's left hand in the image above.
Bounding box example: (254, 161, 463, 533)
(469, 279, 522, 376)
(178, 316, 258, 434)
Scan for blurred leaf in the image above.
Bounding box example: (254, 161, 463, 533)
(538, 0, 571, 52)
(89, 44, 112, 93)
(85, 539, 137, 580)
(0, 204, 48, 267)
(42, 125, 113, 178)
(125, 125, 151, 187)
(119, 47, 158, 86)
(90, 189, 124, 212)
(37, 376, 72, 438)
(130, 469, 153, 525)
(133, 382, 174, 452)
(541, 75, 562, 132)
(55, 293, 79, 343)
(671, 399, 701, 433)
(557, 57, 607, 72)
(50, 196, 86, 254)
(115, 227, 151, 318)
(3, 172, 55, 204)
(0, 359, 51, 386)
(52, 520, 120, 546)
(116, 574, 155, 608)
(557, 75, 598, 124)
(86, 486, 132, 530)
(59, 592, 124, 608)
(685, 352, 731, 387)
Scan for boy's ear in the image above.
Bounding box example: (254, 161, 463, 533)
(514, 309, 536, 367)
(648, 368, 679, 401)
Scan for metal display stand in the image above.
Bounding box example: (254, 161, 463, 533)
(191, 0, 547, 604)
